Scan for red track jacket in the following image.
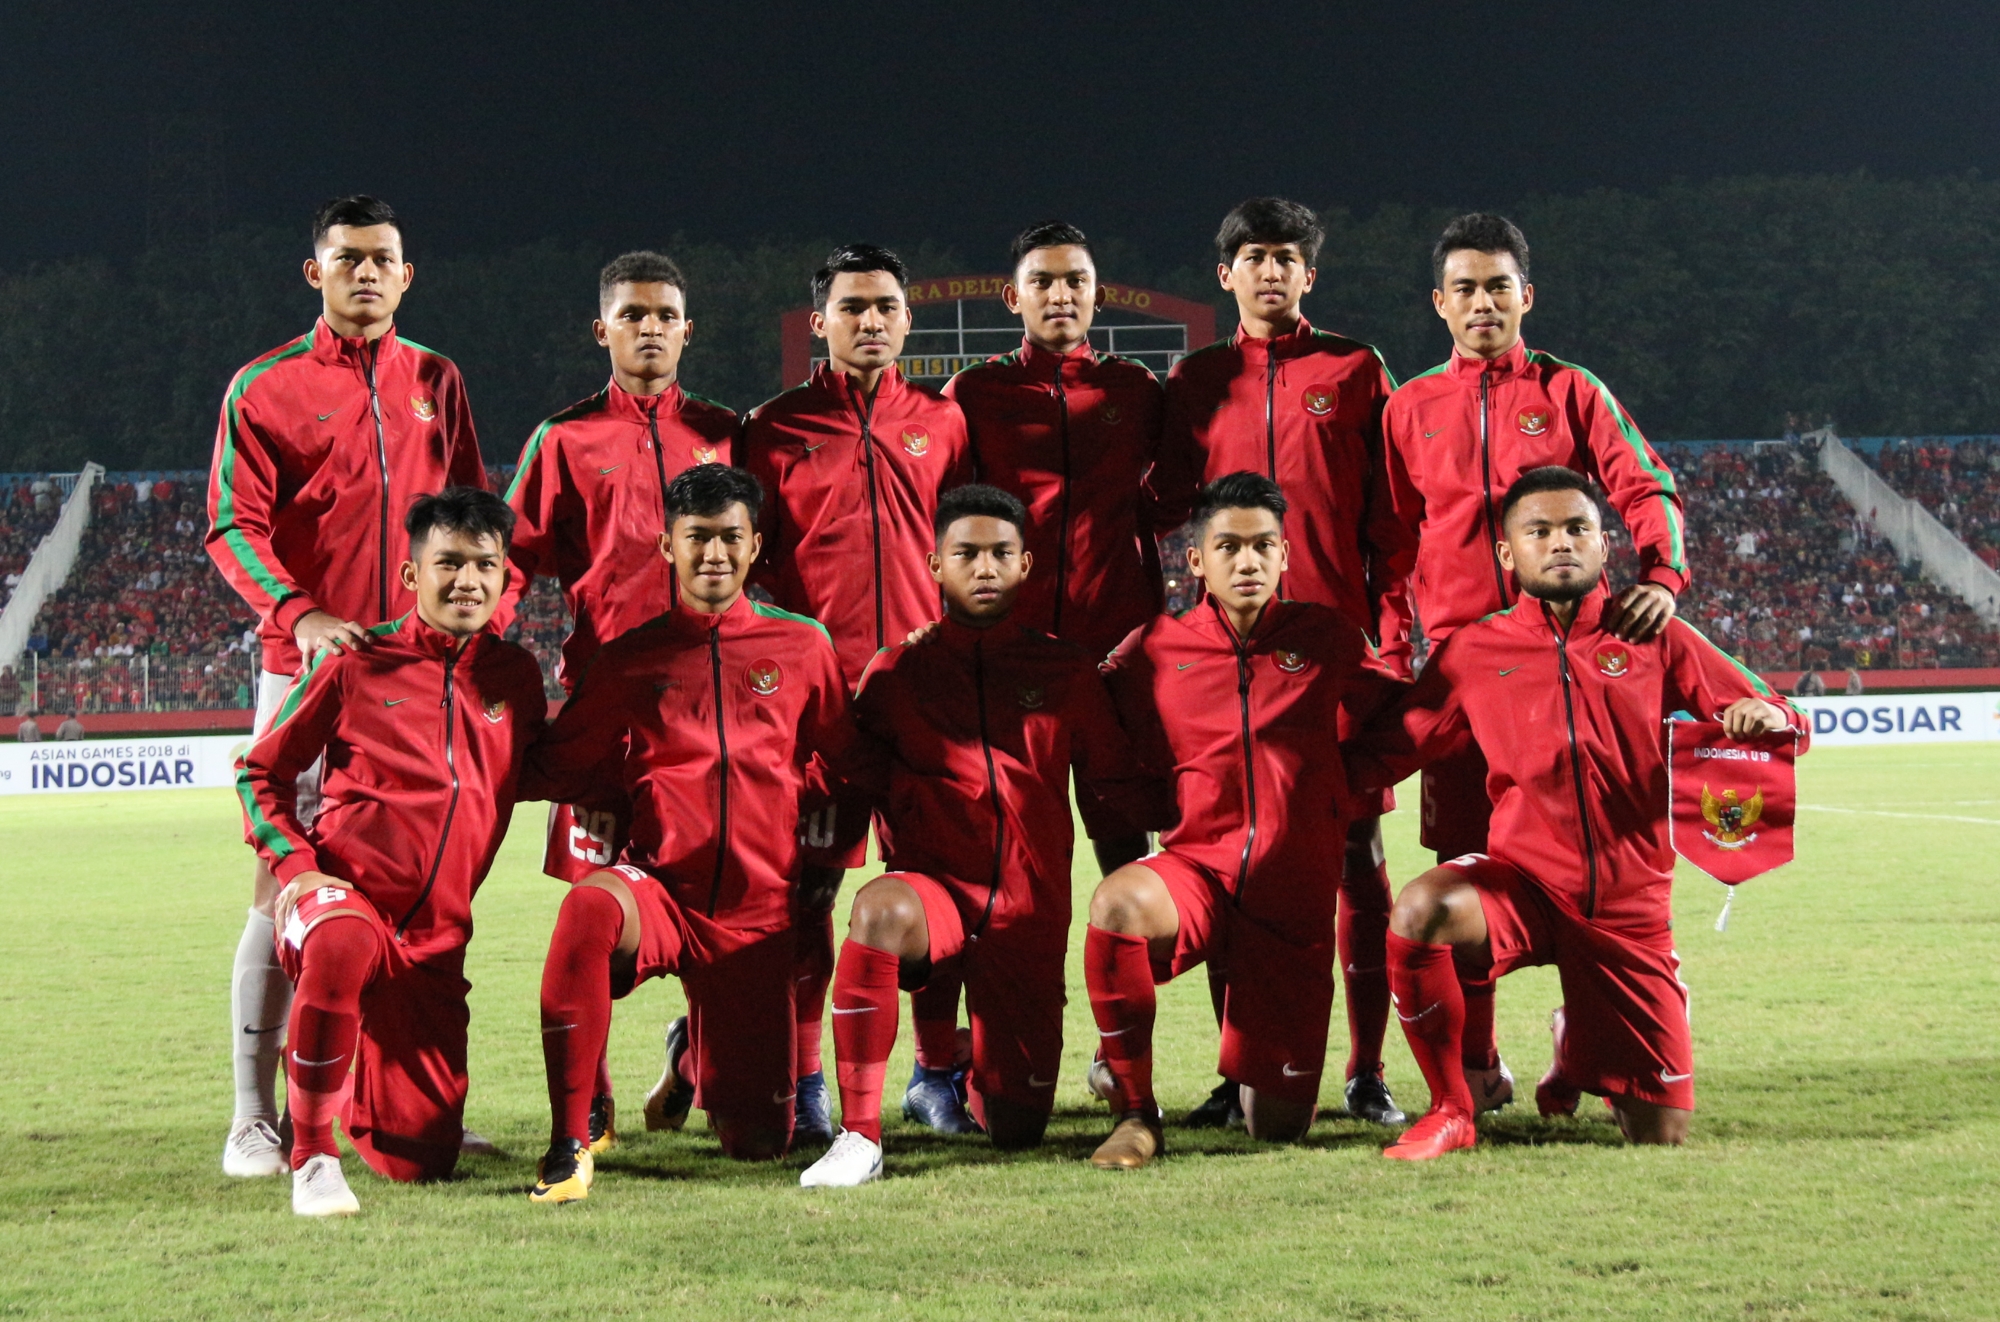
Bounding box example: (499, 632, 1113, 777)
(1150, 319, 1413, 673)
(1103, 597, 1395, 934)
(844, 615, 1167, 943)
(235, 614, 547, 959)
(1381, 341, 1688, 646)
(739, 364, 971, 688)
(497, 379, 735, 687)
(1344, 591, 1807, 936)
(523, 593, 853, 931)
(207, 320, 486, 675)
(944, 341, 1164, 661)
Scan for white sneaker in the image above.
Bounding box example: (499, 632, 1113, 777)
(291, 1154, 360, 1217)
(222, 1118, 287, 1178)
(1086, 1055, 1119, 1104)
(799, 1129, 883, 1188)
(459, 1126, 499, 1156)
(1466, 1059, 1516, 1113)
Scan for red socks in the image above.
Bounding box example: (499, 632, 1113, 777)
(540, 885, 623, 1146)
(285, 916, 379, 1169)
(1387, 931, 1473, 1116)
(911, 971, 963, 1071)
(1460, 980, 1500, 1072)
(830, 939, 901, 1142)
(1085, 925, 1157, 1114)
(1337, 854, 1393, 1079)
(794, 915, 834, 1078)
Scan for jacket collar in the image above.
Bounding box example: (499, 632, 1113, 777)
(659, 589, 752, 640)
(1495, 585, 1613, 640)
(392, 610, 489, 661)
(602, 378, 685, 423)
(1232, 315, 1314, 358)
(1444, 338, 1529, 384)
(937, 612, 1025, 657)
(309, 317, 403, 369)
(1195, 592, 1291, 646)
(812, 361, 907, 413)
(1015, 337, 1098, 377)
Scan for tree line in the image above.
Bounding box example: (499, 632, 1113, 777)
(4, 172, 1998, 473)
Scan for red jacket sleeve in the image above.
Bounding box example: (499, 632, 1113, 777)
(1358, 361, 1417, 676)
(1098, 627, 1181, 831)
(1340, 636, 1473, 794)
(1661, 620, 1812, 751)
(234, 650, 346, 881)
(208, 376, 318, 635)
(1569, 366, 1689, 597)
(1375, 399, 1427, 666)
(794, 634, 864, 864)
(440, 364, 486, 492)
(738, 414, 787, 598)
(1146, 367, 1205, 535)
(497, 420, 561, 636)
(938, 397, 975, 491)
(519, 651, 627, 803)
(1068, 662, 1175, 837)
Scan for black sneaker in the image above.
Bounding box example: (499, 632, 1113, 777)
(792, 1069, 835, 1148)
(641, 1016, 694, 1132)
(587, 1093, 617, 1154)
(1182, 1077, 1244, 1128)
(903, 1062, 978, 1134)
(1344, 1068, 1407, 1125)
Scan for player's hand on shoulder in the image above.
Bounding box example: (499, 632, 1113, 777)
(1721, 696, 1790, 739)
(274, 870, 341, 931)
(901, 620, 942, 647)
(1605, 582, 1676, 643)
(294, 611, 374, 658)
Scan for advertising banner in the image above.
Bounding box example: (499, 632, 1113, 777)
(0, 734, 248, 796)
(1790, 691, 2000, 746)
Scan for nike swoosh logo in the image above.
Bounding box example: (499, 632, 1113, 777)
(319, 411, 337, 421)
(774, 1090, 798, 1105)
(1097, 1026, 1133, 1037)
(1176, 661, 1198, 671)
(1396, 1003, 1442, 1023)
(384, 697, 408, 706)
(599, 465, 621, 474)
(1659, 1071, 1692, 1084)
(242, 1025, 283, 1035)
(830, 1006, 876, 1015)
(802, 441, 827, 452)
(1424, 429, 1441, 438)
(1280, 1063, 1319, 1078)
(1498, 666, 1521, 677)
(1027, 1075, 1056, 1089)
(541, 1023, 576, 1034)
(293, 1054, 347, 1068)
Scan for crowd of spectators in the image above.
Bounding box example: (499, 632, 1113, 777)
(2, 479, 63, 610)
(1864, 437, 2000, 572)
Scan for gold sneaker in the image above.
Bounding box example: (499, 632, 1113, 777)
(1090, 1110, 1164, 1170)
(588, 1095, 617, 1154)
(530, 1141, 594, 1204)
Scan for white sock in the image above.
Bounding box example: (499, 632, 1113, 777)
(232, 908, 291, 1123)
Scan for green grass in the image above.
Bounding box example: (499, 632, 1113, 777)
(2, 746, 1997, 1320)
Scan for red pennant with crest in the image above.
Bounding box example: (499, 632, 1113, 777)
(1667, 719, 1798, 884)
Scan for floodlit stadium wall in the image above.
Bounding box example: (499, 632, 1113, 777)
(4, 699, 1996, 797)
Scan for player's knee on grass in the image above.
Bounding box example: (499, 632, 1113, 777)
(981, 1097, 1050, 1151)
(711, 1114, 789, 1162)
(1389, 867, 1486, 946)
(1610, 1096, 1690, 1146)
(1241, 1086, 1315, 1143)
(847, 876, 929, 961)
(1088, 864, 1177, 939)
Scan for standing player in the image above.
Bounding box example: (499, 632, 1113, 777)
(208, 196, 486, 1177)
(1148, 197, 1412, 1126)
(1344, 468, 1802, 1157)
(1380, 214, 1689, 1111)
(1084, 473, 1395, 1170)
(738, 244, 971, 1142)
(499, 250, 735, 1150)
(524, 465, 852, 1202)
(798, 485, 1164, 1187)
(237, 488, 545, 1214)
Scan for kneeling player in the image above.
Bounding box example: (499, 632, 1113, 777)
(799, 485, 1161, 1186)
(1084, 473, 1394, 1169)
(525, 464, 852, 1202)
(237, 488, 546, 1215)
(1343, 467, 1806, 1158)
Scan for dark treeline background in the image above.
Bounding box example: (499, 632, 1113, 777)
(5, 173, 1999, 472)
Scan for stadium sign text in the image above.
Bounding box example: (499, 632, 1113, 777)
(0, 734, 248, 796)
(1790, 692, 2000, 746)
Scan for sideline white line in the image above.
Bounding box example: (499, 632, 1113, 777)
(1801, 805, 2000, 826)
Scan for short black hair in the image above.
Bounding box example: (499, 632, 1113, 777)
(812, 244, 908, 309)
(665, 463, 763, 527)
(1191, 471, 1288, 534)
(599, 250, 688, 308)
(1499, 466, 1599, 527)
(1216, 197, 1323, 266)
(312, 195, 401, 250)
(1432, 212, 1531, 288)
(933, 483, 1029, 541)
(1010, 221, 1092, 268)
(406, 486, 514, 554)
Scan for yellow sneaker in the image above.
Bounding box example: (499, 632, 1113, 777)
(1090, 1110, 1164, 1170)
(529, 1140, 594, 1204)
(588, 1095, 617, 1155)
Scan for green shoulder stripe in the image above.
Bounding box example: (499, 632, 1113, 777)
(749, 599, 833, 643)
(1675, 620, 1775, 698)
(1099, 352, 1160, 382)
(232, 637, 349, 858)
(1526, 350, 1686, 576)
(506, 391, 610, 502)
(215, 330, 318, 606)
(682, 388, 736, 416)
(397, 335, 455, 365)
(1406, 361, 1450, 383)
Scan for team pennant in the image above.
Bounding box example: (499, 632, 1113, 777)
(1667, 718, 1799, 885)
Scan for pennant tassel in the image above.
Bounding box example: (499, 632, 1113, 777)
(1714, 882, 1734, 933)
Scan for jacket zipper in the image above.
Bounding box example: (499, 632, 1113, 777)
(1478, 373, 1507, 606)
(1550, 614, 1602, 917)
(707, 626, 731, 917)
(648, 396, 672, 530)
(1216, 601, 1259, 897)
(1263, 350, 1278, 479)
(1051, 359, 1073, 635)
(397, 641, 462, 937)
(856, 385, 886, 651)
(366, 338, 391, 619)
(970, 638, 1004, 938)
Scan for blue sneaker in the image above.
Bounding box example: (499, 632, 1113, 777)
(903, 1063, 978, 1134)
(793, 1069, 834, 1148)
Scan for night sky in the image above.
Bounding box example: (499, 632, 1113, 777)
(6, 1, 2000, 266)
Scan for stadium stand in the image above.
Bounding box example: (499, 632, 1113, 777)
(1, 478, 63, 609)
(1863, 437, 2000, 573)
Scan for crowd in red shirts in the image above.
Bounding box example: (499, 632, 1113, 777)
(1, 481, 62, 605)
(1865, 437, 2000, 573)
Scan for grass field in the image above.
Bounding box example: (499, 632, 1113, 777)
(2, 745, 1997, 1320)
